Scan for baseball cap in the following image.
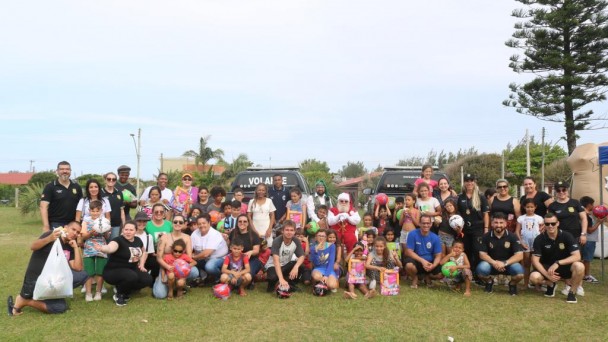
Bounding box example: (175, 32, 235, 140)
(134, 212, 150, 221)
(117, 165, 131, 173)
(555, 180, 569, 189)
(463, 173, 476, 181)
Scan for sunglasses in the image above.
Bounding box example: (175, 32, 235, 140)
(106, 177, 117, 181)
(496, 185, 508, 189)
(173, 220, 184, 224)
(173, 249, 184, 254)
(545, 222, 558, 226)
(154, 210, 165, 214)
(556, 188, 568, 193)
(183, 177, 192, 181)
(339, 200, 349, 203)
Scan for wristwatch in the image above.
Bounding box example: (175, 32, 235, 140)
(581, 233, 587, 236)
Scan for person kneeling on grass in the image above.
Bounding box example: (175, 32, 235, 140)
(529, 213, 585, 304)
(265, 220, 305, 293)
(162, 239, 196, 300)
(477, 212, 524, 296)
(403, 215, 443, 288)
(439, 240, 472, 297)
(220, 238, 252, 296)
(8, 222, 88, 316)
(344, 242, 372, 299)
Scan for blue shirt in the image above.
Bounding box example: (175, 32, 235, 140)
(406, 229, 442, 263)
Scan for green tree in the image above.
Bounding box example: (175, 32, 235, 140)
(219, 153, 254, 186)
(19, 183, 44, 216)
(76, 174, 104, 188)
(182, 136, 225, 173)
(504, 136, 568, 184)
(504, 0, 608, 154)
(27, 171, 56, 186)
(299, 159, 332, 192)
(544, 157, 572, 183)
(339, 161, 367, 178)
(445, 154, 503, 190)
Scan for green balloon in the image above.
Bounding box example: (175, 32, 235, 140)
(122, 189, 134, 202)
(307, 221, 319, 235)
(442, 261, 460, 278)
(396, 209, 404, 221)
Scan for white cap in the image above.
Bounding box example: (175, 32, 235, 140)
(338, 193, 350, 202)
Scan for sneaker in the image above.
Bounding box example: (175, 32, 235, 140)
(331, 288, 337, 293)
(484, 281, 494, 293)
(508, 284, 517, 296)
(81, 287, 86, 294)
(584, 275, 599, 284)
(566, 291, 577, 304)
(544, 282, 557, 297)
(474, 279, 485, 287)
(369, 279, 377, 290)
(113, 294, 127, 307)
(94, 292, 102, 301)
(101, 287, 107, 294)
(85, 293, 93, 302)
(561, 285, 571, 296)
(576, 286, 585, 297)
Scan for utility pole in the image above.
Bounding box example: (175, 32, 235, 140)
(29, 160, 34, 172)
(526, 129, 531, 176)
(160, 153, 164, 173)
(130, 128, 142, 197)
(541, 127, 546, 190)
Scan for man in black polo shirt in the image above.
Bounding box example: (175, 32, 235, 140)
(530, 213, 584, 304)
(476, 212, 524, 295)
(115, 165, 138, 220)
(40, 161, 83, 231)
(268, 174, 290, 225)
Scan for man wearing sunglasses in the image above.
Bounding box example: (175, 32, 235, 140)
(529, 213, 584, 304)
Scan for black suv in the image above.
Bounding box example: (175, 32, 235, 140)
(227, 167, 311, 204)
(363, 166, 448, 212)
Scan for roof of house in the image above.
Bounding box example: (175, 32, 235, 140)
(0, 172, 34, 185)
(336, 171, 383, 188)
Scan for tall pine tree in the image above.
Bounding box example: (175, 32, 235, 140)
(504, 0, 608, 154)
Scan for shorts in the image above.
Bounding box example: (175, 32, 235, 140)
(541, 264, 573, 280)
(520, 234, 538, 252)
(44, 299, 68, 314)
(227, 274, 243, 287)
(299, 268, 312, 282)
(399, 230, 412, 245)
(582, 241, 596, 262)
(438, 232, 455, 248)
(312, 267, 337, 278)
(404, 258, 441, 275)
(84, 256, 108, 276)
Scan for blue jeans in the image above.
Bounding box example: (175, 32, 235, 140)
(476, 261, 524, 277)
(249, 258, 263, 278)
(196, 257, 224, 278)
(152, 267, 200, 299)
(50, 222, 69, 230)
(72, 270, 89, 288)
(109, 226, 121, 241)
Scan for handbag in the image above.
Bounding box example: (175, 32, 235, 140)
(33, 239, 74, 300)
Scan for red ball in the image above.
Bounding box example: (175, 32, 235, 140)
(376, 193, 388, 206)
(593, 205, 608, 219)
(208, 210, 220, 225)
(213, 283, 231, 300)
(173, 259, 191, 279)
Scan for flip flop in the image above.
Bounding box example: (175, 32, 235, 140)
(7, 296, 14, 316)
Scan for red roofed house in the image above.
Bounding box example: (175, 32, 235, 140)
(0, 172, 34, 185)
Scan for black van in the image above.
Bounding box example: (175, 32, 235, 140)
(227, 167, 311, 204)
(363, 166, 448, 212)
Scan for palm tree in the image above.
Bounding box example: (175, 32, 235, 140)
(219, 153, 253, 180)
(182, 136, 225, 173)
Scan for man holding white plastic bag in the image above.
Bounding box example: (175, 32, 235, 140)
(8, 222, 87, 316)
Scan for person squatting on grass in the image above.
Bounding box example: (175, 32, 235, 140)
(8, 222, 88, 316)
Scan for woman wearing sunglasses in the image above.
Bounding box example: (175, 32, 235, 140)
(171, 173, 198, 217)
(153, 214, 200, 298)
(139, 186, 172, 221)
(101, 172, 127, 240)
(548, 181, 588, 245)
(228, 214, 263, 286)
(489, 179, 521, 233)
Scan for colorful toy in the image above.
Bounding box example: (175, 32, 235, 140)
(208, 210, 221, 225)
(276, 284, 292, 299)
(213, 283, 231, 300)
(307, 221, 320, 235)
(396, 209, 404, 221)
(593, 205, 608, 219)
(376, 193, 388, 206)
(347, 259, 365, 284)
(173, 259, 191, 279)
(380, 268, 399, 296)
(313, 281, 329, 296)
(442, 261, 460, 278)
(122, 189, 134, 203)
(92, 217, 112, 234)
(449, 215, 464, 230)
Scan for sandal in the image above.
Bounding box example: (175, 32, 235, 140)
(343, 291, 356, 299)
(7, 296, 14, 316)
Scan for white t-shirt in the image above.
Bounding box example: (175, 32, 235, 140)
(248, 198, 277, 236)
(517, 214, 543, 239)
(416, 197, 440, 214)
(139, 186, 174, 204)
(191, 228, 228, 259)
(135, 231, 155, 254)
(77, 197, 112, 218)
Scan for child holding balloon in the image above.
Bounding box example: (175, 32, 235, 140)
(220, 238, 252, 296)
(439, 240, 472, 296)
(162, 239, 196, 300)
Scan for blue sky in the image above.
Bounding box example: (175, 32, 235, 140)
(2, 1, 607, 180)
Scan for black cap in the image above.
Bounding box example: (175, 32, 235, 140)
(555, 180, 569, 189)
(464, 173, 476, 181)
(134, 212, 150, 221)
(117, 165, 131, 173)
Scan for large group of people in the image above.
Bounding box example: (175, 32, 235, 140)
(7, 161, 605, 316)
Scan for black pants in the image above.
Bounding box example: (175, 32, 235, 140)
(266, 261, 301, 291)
(145, 255, 160, 283)
(463, 227, 483, 276)
(103, 267, 153, 295)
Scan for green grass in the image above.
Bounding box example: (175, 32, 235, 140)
(2, 207, 608, 341)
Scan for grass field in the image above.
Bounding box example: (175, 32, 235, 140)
(2, 207, 608, 341)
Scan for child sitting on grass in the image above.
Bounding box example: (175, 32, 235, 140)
(295, 228, 311, 285)
(439, 240, 472, 297)
(162, 239, 196, 300)
(220, 238, 252, 296)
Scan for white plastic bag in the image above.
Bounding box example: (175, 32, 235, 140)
(33, 239, 73, 300)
